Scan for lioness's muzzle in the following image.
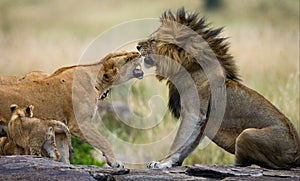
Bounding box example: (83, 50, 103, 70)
(133, 65, 144, 79)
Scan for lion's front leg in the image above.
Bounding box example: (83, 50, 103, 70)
(147, 80, 211, 169)
(147, 112, 207, 169)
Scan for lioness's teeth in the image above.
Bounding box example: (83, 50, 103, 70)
(99, 89, 110, 100)
(136, 65, 141, 70)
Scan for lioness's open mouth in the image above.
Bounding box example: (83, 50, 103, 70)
(99, 89, 110, 100)
(133, 65, 144, 79)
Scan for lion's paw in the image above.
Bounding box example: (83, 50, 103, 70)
(147, 161, 172, 169)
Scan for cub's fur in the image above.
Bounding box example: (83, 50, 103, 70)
(8, 104, 70, 161)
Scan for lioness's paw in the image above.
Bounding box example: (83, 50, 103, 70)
(110, 160, 124, 168)
(147, 161, 172, 169)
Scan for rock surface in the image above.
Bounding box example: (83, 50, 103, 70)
(0, 155, 299, 180)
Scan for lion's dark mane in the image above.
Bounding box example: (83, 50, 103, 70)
(160, 8, 240, 118)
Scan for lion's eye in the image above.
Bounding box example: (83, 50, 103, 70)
(149, 37, 155, 42)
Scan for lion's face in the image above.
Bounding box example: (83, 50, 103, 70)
(137, 27, 184, 79)
(137, 36, 160, 68)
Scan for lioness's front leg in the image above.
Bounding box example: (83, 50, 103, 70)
(74, 121, 124, 168)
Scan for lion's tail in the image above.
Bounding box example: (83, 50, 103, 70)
(47, 120, 74, 156)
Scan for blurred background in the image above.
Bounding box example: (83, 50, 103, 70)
(0, 0, 299, 168)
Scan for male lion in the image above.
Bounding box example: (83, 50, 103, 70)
(0, 51, 144, 168)
(137, 8, 300, 169)
(7, 104, 66, 161)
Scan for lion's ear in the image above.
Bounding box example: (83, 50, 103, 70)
(10, 104, 18, 112)
(26, 105, 34, 117)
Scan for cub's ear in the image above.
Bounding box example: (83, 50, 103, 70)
(10, 104, 18, 112)
(26, 105, 34, 117)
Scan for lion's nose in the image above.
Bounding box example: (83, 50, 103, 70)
(136, 45, 142, 51)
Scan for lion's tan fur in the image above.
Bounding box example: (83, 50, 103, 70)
(0, 51, 141, 167)
(138, 8, 300, 169)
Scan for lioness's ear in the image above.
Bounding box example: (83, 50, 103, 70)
(26, 105, 34, 117)
(113, 67, 118, 73)
(10, 104, 18, 112)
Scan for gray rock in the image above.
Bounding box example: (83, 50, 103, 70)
(0, 155, 299, 180)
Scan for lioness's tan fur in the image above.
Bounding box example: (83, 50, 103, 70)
(0, 51, 142, 168)
(0, 71, 49, 84)
(137, 8, 300, 169)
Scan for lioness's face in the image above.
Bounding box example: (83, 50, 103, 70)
(102, 52, 144, 85)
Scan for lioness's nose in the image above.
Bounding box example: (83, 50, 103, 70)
(136, 45, 142, 51)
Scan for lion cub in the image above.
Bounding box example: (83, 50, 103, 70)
(7, 104, 73, 161)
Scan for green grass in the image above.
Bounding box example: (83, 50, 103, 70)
(71, 137, 105, 167)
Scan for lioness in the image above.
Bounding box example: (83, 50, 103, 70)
(137, 8, 300, 169)
(0, 51, 144, 168)
(0, 71, 49, 84)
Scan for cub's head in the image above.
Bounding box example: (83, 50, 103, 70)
(10, 104, 34, 118)
(101, 51, 144, 85)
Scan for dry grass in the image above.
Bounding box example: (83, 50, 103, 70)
(0, 0, 298, 168)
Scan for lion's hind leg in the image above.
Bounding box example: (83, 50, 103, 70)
(235, 127, 296, 169)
